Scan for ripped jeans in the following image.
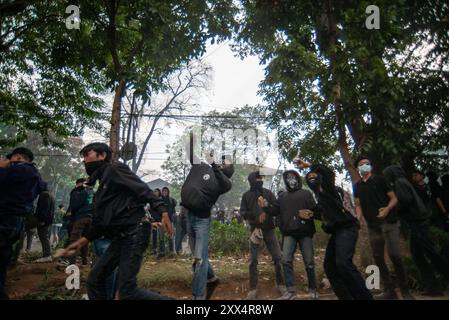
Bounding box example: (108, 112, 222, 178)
(186, 212, 215, 299)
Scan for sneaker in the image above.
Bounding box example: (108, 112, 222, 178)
(374, 290, 399, 300)
(246, 290, 257, 300)
(206, 277, 220, 300)
(276, 292, 296, 300)
(34, 256, 53, 263)
(308, 289, 319, 300)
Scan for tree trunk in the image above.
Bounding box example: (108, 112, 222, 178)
(109, 79, 126, 161)
(337, 120, 360, 184)
(325, 0, 360, 185)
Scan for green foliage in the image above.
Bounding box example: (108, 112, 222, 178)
(209, 220, 249, 257)
(402, 226, 449, 291)
(209, 219, 331, 257)
(235, 0, 449, 174)
(1, 1, 239, 147)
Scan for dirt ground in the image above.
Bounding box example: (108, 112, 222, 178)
(6, 249, 449, 300)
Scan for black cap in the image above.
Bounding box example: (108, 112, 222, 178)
(6, 147, 34, 162)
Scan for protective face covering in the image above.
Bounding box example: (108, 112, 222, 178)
(255, 180, 264, 189)
(286, 176, 299, 189)
(84, 160, 105, 176)
(306, 175, 322, 191)
(358, 164, 372, 175)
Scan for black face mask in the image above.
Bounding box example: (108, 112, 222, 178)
(255, 180, 263, 189)
(84, 160, 105, 176)
(306, 175, 322, 191)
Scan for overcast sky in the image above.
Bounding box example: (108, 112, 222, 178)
(83, 42, 352, 189)
(85, 42, 286, 178)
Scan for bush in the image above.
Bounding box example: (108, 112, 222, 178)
(402, 226, 449, 291)
(209, 220, 249, 257)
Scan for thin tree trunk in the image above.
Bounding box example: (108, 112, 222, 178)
(325, 0, 359, 184)
(110, 79, 126, 161)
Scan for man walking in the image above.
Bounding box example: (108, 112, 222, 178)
(353, 156, 412, 300)
(240, 171, 285, 300)
(0, 147, 42, 299)
(60, 142, 173, 300)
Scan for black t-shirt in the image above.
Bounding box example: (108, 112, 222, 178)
(413, 183, 431, 206)
(353, 175, 398, 227)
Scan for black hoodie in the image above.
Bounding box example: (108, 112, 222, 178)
(383, 165, 430, 221)
(240, 172, 276, 230)
(181, 155, 233, 218)
(0, 161, 43, 217)
(265, 170, 316, 238)
(306, 164, 358, 233)
(68, 185, 94, 221)
(85, 162, 167, 241)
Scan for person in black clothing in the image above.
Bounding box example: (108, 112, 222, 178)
(412, 171, 432, 208)
(240, 171, 285, 300)
(161, 187, 177, 256)
(441, 174, 449, 230)
(180, 140, 234, 300)
(426, 171, 448, 230)
(353, 156, 412, 300)
(60, 142, 173, 300)
(384, 165, 449, 296)
(295, 159, 373, 300)
(150, 188, 163, 256)
(10, 182, 54, 265)
(67, 178, 94, 266)
(260, 170, 318, 300)
(0, 147, 43, 300)
(32, 182, 55, 262)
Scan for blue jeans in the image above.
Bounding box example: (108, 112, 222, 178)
(324, 225, 373, 300)
(186, 212, 215, 299)
(87, 221, 172, 300)
(282, 235, 316, 292)
(0, 215, 24, 300)
(92, 238, 118, 300)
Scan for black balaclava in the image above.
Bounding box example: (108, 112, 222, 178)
(306, 172, 323, 192)
(248, 171, 263, 195)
